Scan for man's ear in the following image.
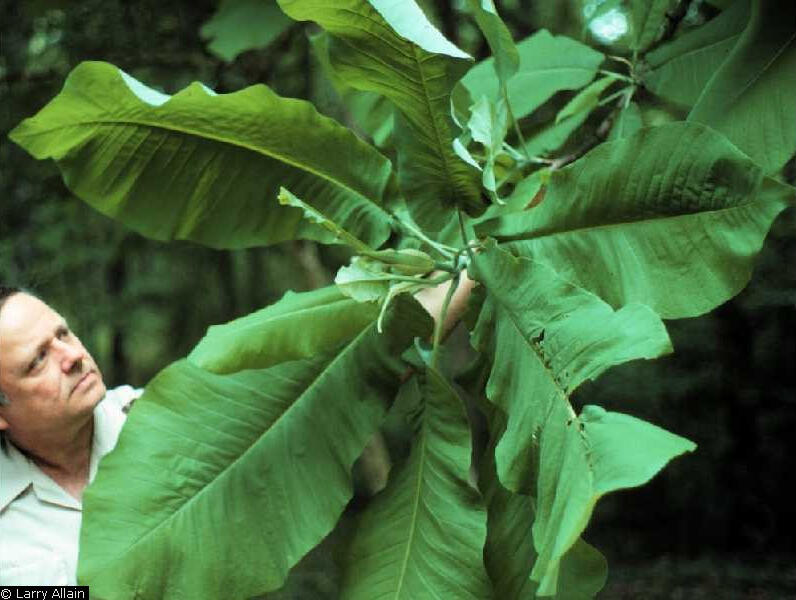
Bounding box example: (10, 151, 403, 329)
(0, 415, 8, 431)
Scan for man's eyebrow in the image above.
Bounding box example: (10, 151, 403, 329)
(23, 320, 69, 370)
(24, 339, 49, 371)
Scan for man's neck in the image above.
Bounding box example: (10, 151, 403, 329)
(9, 417, 95, 500)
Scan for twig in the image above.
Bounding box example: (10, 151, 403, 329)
(504, 84, 530, 161)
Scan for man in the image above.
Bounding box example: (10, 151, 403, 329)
(0, 286, 140, 585)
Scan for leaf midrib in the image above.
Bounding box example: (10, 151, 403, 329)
(496, 298, 577, 422)
(492, 194, 766, 244)
(331, 7, 470, 200)
(723, 31, 796, 109)
(394, 419, 427, 598)
(411, 44, 464, 199)
(647, 32, 740, 70)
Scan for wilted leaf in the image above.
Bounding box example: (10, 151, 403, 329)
(468, 94, 509, 196)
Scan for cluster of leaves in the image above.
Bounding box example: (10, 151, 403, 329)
(9, 0, 795, 597)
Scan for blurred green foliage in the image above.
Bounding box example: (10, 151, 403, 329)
(1, 0, 794, 595)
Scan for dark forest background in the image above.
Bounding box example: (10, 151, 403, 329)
(1, 0, 794, 597)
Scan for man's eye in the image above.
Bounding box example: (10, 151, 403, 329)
(57, 328, 70, 339)
(29, 349, 47, 371)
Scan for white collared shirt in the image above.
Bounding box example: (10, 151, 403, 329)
(0, 385, 141, 585)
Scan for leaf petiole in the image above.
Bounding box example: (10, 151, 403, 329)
(598, 69, 634, 84)
(458, 210, 477, 273)
(598, 87, 633, 107)
(430, 271, 460, 369)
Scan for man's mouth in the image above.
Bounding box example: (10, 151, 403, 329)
(71, 370, 95, 395)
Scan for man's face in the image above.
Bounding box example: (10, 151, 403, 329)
(0, 293, 106, 440)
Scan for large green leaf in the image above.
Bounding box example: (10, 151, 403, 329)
(188, 285, 378, 374)
(479, 122, 794, 318)
(340, 370, 491, 599)
(468, 354, 607, 599)
(688, 0, 796, 174)
(470, 246, 695, 595)
(278, 0, 483, 230)
(471, 244, 675, 490)
(200, 0, 293, 62)
(9, 61, 394, 249)
(461, 29, 604, 120)
(78, 294, 433, 598)
(644, 0, 750, 108)
(481, 430, 607, 599)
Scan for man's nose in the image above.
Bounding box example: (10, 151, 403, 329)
(55, 339, 85, 372)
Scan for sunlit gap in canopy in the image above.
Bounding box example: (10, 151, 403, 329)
(582, 0, 629, 44)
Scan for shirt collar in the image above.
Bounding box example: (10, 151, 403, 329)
(0, 439, 33, 511)
(0, 393, 127, 512)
